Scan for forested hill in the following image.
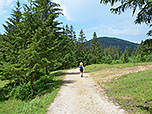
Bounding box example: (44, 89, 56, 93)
(88, 37, 139, 52)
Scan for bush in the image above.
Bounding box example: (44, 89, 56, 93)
(104, 55, 112, 64)
(0, 83, 15, 101)
(111, 60, 123, 64)
(9, 83, 31, 100)
(128, 56, 141, 63)
(8, 75, 54, 100)
(144, 54, 152, 62)
(34, 75, 54, 95)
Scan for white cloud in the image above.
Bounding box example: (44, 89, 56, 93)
(61, 6, 72, 21)
(0, 9, 7, 15)
(11, 4, 14, 8)
(0, 1, 5, 9)
(0, 0, 15, 8)
(0, 0, 16, 10)
(0, 0, 18, 15)
(53, 0, 103, 22)
(56, 3, 72, 20)
(53, 0, 72, 21)
(84, 21, 149, 43)
(6, 0, 13, 5)
(86, 21, 148, 37)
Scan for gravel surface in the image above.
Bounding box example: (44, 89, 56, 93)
(47, 68, 128, 114)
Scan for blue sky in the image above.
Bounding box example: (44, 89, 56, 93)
(0, 0, 151, 43)
(0, 0, 28, 34)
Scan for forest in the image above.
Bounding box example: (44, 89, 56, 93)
(0, 0, 152, 102)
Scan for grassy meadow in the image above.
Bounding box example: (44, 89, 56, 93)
(85, 62, 152, 73)
(85, 62, 152, 114)
(0, 70, 66, 114)
(104, 70, 152, 114)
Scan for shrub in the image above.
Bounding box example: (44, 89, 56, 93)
(8, 75, 54, 100)
(144, 54, 152, 62)
(9, 82, 31, 100)
(111, 60, 123, 64)
(128, 57, 141, 63)
(104, 55, 112, 64)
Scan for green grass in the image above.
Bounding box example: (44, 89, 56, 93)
(85, 62, 152, 114)
(0, 70, 66, 114)
(0, 89, 59, 114)
(103, 70, 152, 114)
(85, 62, 152, 81)
(85, 62, 152, 73)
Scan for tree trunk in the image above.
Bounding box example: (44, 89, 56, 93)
(46, 66, 49, 75)
(30, 60, 34, 95)
(30, 72, 34, 95)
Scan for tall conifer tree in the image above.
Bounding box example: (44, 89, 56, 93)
(77, 29, 89, 65)
(0, 0, 24, 82)
(90, 32, 103, 64)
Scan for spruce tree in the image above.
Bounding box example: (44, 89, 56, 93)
(20, 0, 63, 93)
(90, 32, 103, 64)
(120, 46, 132, 63)
(1, 0, 63, 94)
(0, 0, 24, 83)
(64, 25, 77, 68)
(77, 29, 89, 65)
(59, 25, 75, 69)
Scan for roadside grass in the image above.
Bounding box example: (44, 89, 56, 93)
(0, 89, 59, 114)
(85, 62, 152, 81)
(85, 63, 152, 114)
(0, 70, 66, 114)
(103, 70, 152, 114)
(85, 62, 152, 73)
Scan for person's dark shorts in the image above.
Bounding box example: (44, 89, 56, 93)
(80, 67, 83, 72)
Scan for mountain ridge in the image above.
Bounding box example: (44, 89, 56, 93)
(88, 37, 139, 52)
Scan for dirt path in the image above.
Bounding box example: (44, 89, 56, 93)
(47, 68, 127, 114)
(99, 65, 152, 82)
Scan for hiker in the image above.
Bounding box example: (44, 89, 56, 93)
(79, 62, 84, 77)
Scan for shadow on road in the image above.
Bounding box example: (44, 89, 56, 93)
(66, 72, 80, 75)
(82, 76, 88, 78)
(62, 80, 76, 86)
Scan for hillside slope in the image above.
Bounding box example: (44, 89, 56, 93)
(88, 37, 139, 52)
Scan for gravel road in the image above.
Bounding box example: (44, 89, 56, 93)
(47, 68, 127, 114)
